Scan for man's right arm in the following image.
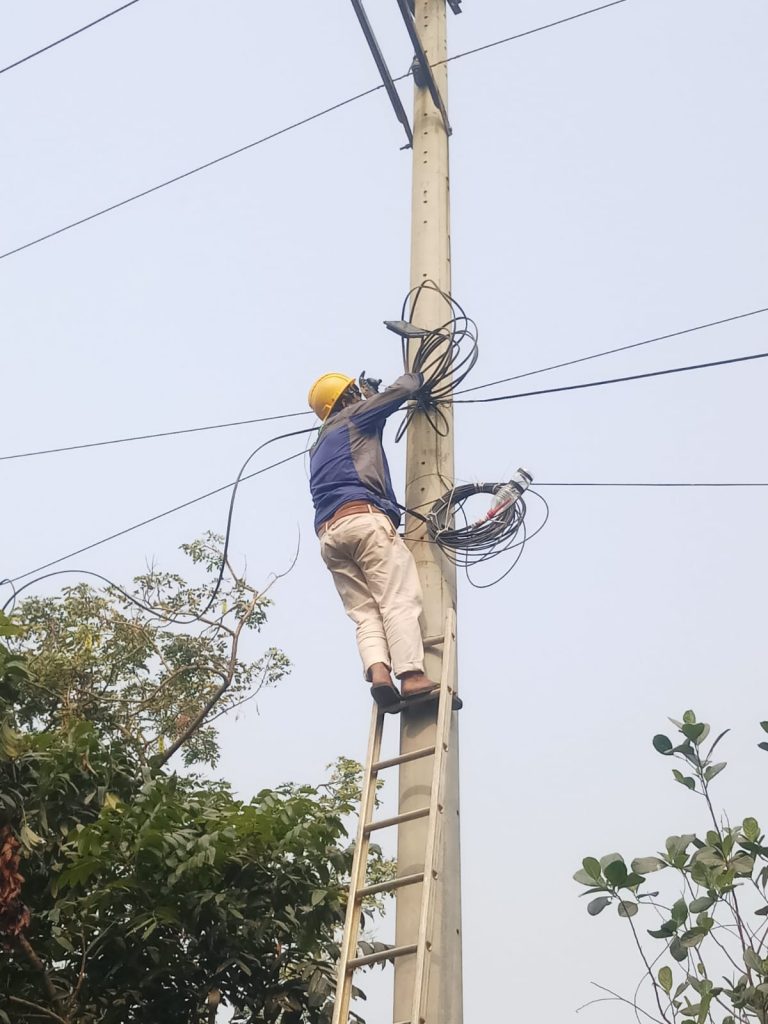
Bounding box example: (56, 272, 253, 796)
(349, 372, 424, 432)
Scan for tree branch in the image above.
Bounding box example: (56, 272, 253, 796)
(577, 984, 666, 1024)
(153, 594, 259, 768)
(8, 996, 68, 1024)
(14, 934, 67, 1015)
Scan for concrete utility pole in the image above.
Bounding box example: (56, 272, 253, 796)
(395, 1, 463, 1021)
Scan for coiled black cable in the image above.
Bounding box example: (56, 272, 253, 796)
(395, 281, 479, 441)
(422, 482, 549, 587)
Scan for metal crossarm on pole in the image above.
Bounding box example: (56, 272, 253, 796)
(394, 0, 452, 136)
(331, 609, 458, 1024)
(349, 0, 414, 148)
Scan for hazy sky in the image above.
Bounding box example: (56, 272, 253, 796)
(2, 0, 767, 1020)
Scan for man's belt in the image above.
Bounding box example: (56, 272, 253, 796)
(317, 501, 388, 538)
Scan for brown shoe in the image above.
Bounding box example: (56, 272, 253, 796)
(399, 671, 463, 710)
(399, 671, 438, 699)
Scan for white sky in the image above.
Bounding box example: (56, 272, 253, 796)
(2, 0, 768, 1020)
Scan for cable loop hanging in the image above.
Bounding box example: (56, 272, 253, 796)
(395, 281, 479, 442)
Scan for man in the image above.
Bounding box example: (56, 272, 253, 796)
(308, 370, 437, 710)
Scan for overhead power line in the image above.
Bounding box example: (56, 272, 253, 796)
(456, 306, 768, 395)
(438, 0, 628, 68)
(6, 344, 766, 580)
(0, 409, 312, 462)
(451, 350, 768, 405)
(0, 0, 143, 76)
(1, 1, 629, 261)
(4, 302, 764, 463)
(536, 481, 768, 487)
(9, 447, 307, 584)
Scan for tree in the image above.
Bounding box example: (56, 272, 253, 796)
(573, 711, 768, 1024)
(0, 540, 390, 1023)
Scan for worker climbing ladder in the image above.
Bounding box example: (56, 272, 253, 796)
(331, 609, 458, 1024)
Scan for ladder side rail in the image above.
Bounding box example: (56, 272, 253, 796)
(410, 608, 457, 1024)
(332, 704, 385, 1024)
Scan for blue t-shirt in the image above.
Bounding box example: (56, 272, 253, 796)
(309, 373, 423, 531)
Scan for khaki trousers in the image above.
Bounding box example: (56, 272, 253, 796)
(319, 511, 425, 679)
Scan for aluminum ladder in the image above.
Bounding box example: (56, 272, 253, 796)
(331, 608, 458, 1024)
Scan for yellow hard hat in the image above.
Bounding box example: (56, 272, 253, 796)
(308, 372, 356, 421)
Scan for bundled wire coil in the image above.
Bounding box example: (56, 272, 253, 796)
(420, 477, 549, 587)
(395, 281, 479, 441)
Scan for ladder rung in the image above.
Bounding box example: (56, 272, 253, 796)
(363, 805, 431, 834)
(348, 943, 417, 970)
(372, 745, 436, 771)
(359, 871, 424, 898)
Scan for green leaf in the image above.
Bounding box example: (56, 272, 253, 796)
(760, 722, 768, 734)
(754, 906, 768, 917)
(683, 710, 697, 725)
(704, 762, 726, 782)
(694, 847, 723, 868)
(684, 720, 708, 745)
(672, 769, 696, 790)
(600, 853, 625, 870)
(745, 947, 765, 973)
(582, 856, 602, 881)
(624, 872, 645, 888)
(758, 742, 768, 753)
(617, 900, 638, 918)
(669, 936, 688, 962)
(587, 896, 612, 916)
(680, 927, 706, 949)
(666, 834, 697, 859)
(653, 734, 674, 755)
(604, 859, 628, 886)
(731, 854, 755, 877)
(743, 817, 760, 842)
(671, 898, 688, 924)
(658, 966, 673, 993)
(311, 890, 326, 907)
(689, 896, 714, 913)
(631, 856, 667, 875)
(573, 868, 596, 886)
(648, 921, 677, 939)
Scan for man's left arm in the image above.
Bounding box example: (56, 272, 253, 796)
(349, 372, 424, 432)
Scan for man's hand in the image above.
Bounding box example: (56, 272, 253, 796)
(358, 371, 382, 398)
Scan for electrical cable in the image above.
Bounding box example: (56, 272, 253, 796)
(395, 280, 479, 441)
(3, 304, 766, 464)
(418, 480, 549, 587)
(3, 426, 317, 623)
(455, 306, 768, 395)
(0, 85, 384, 261)
(450, 350, 768, 405)
(0, 409, 312, 462)
(534, 481, 768, 487)
(0, 0, 143, 76)
(0, 1, 629, 261)
(437, 0, 628, 69)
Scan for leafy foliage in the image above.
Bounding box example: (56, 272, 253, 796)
(0, 546, 388, 1023)
(12, 533, 290, 769)
(574, 711, 768, 1024)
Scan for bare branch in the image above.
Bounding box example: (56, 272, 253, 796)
(154, 592, 261, 767)
(8, 996, 68, 1024)
(577, 984, 667, 1024)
